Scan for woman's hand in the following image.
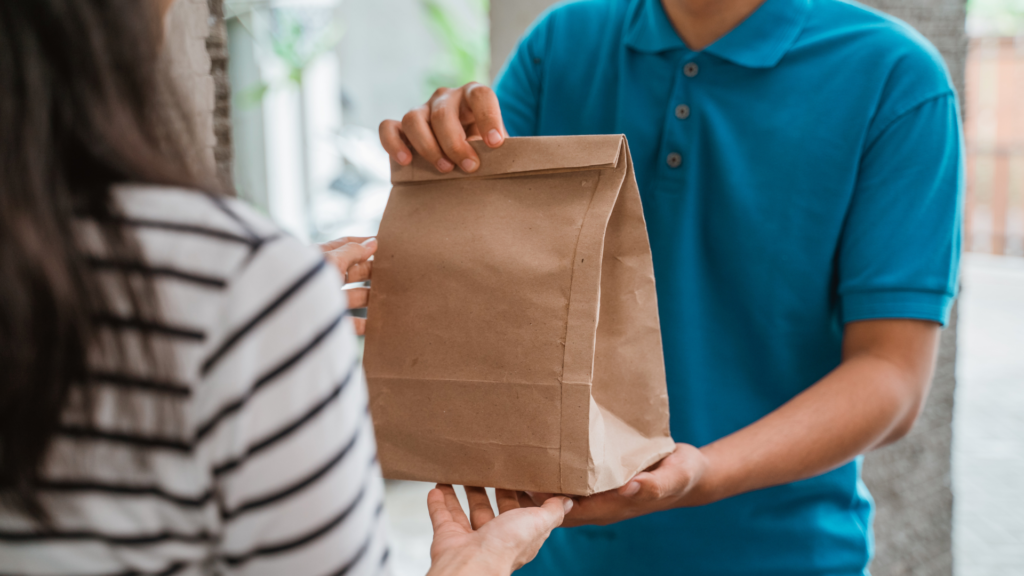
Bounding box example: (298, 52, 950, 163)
(426, 485, 572, 576)
(379, 82, 507, 174)
(319, 236, 376, 335)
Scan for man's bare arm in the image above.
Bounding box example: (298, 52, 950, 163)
(549, 319, 940, 526)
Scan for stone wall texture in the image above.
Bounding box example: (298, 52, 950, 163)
(857, 2, 965, 574)
(491, 2, 967, 575)
(163, 0, 233, 191)
(206, 0, 234, 190)
(863, 305, 960, 576)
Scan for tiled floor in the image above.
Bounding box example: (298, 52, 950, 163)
(383, 480, 434, 576)
(383, 254, 1024, 576)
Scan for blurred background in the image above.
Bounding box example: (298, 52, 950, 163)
(223, 0, 488, 244)
(168, 0, 1022, 574)
(221, 0, 1024, 256)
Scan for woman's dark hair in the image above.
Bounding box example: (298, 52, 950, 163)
(0, 0, 215, 520)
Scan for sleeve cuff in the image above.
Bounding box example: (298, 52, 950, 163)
(840, 289, 954, 326)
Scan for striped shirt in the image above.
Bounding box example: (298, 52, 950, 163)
(0, 185, 390, 576)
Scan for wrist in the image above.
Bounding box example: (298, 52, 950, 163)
(428, 544, 513, 576)
(686, 445, 731, 506)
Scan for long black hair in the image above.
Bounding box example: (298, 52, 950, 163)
(0, 0, 215, 521)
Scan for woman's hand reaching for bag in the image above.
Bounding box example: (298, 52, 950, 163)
(426, 485, 571, 576)
(319, 236, 376, 335)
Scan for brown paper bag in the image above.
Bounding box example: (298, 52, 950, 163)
(363, 134, 674, 496)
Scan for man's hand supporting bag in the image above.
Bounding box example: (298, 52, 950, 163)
(527, 319, 939, 527)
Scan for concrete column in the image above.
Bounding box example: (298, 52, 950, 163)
(856, 2, 966, 572)
(490, 0, 557, 80)
(488, 2, 965, 575)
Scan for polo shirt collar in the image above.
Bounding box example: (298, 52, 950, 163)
(624, 0, 812, 69)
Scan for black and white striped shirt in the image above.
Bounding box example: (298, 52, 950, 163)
(0, 186, 390, 576)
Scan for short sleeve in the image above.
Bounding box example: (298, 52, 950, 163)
(837, 94, 963, 326)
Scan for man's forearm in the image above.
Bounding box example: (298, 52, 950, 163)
(553, 320, 939, 527)
(692, 320, 939, 505)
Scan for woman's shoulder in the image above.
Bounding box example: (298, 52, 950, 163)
(108, 183, 345, 357)
(112, 183, 280, 245)
(110, 184, 324, 277)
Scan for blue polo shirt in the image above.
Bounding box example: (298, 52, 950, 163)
(495, 0, 962, 574)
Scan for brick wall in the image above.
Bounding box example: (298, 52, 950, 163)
(206, 0, 234, 190)
(163, 0, 233, 191)
(965, 37, 1024, 256)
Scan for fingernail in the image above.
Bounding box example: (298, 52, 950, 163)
(486, 129, 503, 146)
(361, 237, 377, 247)
(397, 151, 411, 164)
(437, 158, 453, 171)
(622, 482, 641, 497)
(562, 498, 574, 514)
(461, 158, 478, 172)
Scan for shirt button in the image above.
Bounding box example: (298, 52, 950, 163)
(666, 152, 682, 168)
(684, 62, 699, 78)
(675, 104, 690, 120)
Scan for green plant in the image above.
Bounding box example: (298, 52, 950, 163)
(233, 7, 345, 107)
(968, 0, 1024, 35)
(423, 0, 489, 95)
(226, 3, 345, 235)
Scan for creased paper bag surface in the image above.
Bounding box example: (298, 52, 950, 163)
(363, 135, 674, 496)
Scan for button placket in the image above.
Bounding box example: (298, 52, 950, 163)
(662, 58, 699, 176)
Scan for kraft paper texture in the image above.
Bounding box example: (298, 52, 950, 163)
(363, 135, 675, 496)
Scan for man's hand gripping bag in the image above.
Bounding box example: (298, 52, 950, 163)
(363, 135, 674, 496)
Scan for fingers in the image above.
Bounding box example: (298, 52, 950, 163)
(617, 471, 660, 501)
(538, 496, 573, 530)
(525, 491, 555, 507)
(430, 89, 480, 173)
(437, 484, 472, 531)
(344, 260, 372, 285)
(386, 83, 506, 175)
(508, 496, 571, 571)
(402, 104, 453, 173)
(344, 287, 369, 309)
(379, 119, 412, 166)
(465, 487, 496, 529)
(426, 488, 455, 533)
(462, 83, 506, 148)
(321, 237, 377, 269)
(619, 443, 705, 504)
(322, 238, 376, 284)
(494, 489, 521, 515)
(319, 236, 372, 252)
(554, 489, 634, 528)
(351, 317, 366, 336)
(516, 491, 540, 508)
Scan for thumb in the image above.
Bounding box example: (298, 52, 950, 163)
(538, 496, 573, 529)
(617, 472, 664, 502)
(325, 237, 376, 277)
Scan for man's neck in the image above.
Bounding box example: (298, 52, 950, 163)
(660, 0, 768, 51)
